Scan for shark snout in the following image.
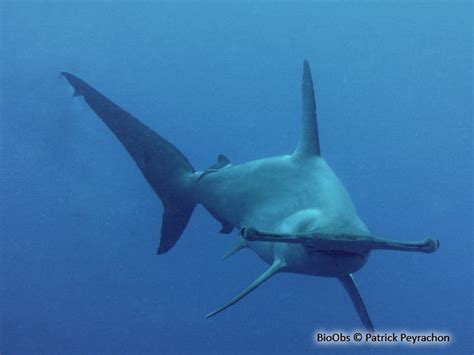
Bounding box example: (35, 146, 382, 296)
(241, 226, 440, 255)
(421, 238, 440, 253)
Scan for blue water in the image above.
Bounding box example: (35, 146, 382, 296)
(1, 2, 472, 354)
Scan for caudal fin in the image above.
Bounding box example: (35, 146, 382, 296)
(62, 72, 195, 254)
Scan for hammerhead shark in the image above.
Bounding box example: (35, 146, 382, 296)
(62, 61, 438, 331)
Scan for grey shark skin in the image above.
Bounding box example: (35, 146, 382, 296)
(62, 61, 438, 332)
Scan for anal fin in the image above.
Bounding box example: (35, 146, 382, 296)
(219, 222, 234, 234)
(204, 206, 234, 235)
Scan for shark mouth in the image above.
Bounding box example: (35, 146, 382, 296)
(241, 227, 439, 254)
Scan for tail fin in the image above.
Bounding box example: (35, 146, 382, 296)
(62, 72, 195, 254)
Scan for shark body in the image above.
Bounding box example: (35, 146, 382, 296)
(62, 61, 438, 331)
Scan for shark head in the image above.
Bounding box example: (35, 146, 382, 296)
(239, 207, 372, 278)
(272, 208, 372, 276)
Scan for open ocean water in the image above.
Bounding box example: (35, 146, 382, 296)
(1, 2, 472, 354)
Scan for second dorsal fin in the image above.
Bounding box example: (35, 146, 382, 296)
(197, 154, 231, 183)
(211, 154, 230, 169)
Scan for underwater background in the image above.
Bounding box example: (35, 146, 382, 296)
(1, 2, 472, 354)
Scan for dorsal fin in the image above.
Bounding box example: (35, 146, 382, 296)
(211, 154, 230, 169)
(196, 154, 231, 183)
(294, 60, 321, 157)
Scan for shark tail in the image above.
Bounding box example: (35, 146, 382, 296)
(62, 72, 196, 254)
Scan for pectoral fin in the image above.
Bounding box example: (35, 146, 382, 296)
(206, 259, 286, 318)
(339, 274, 374, 333)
